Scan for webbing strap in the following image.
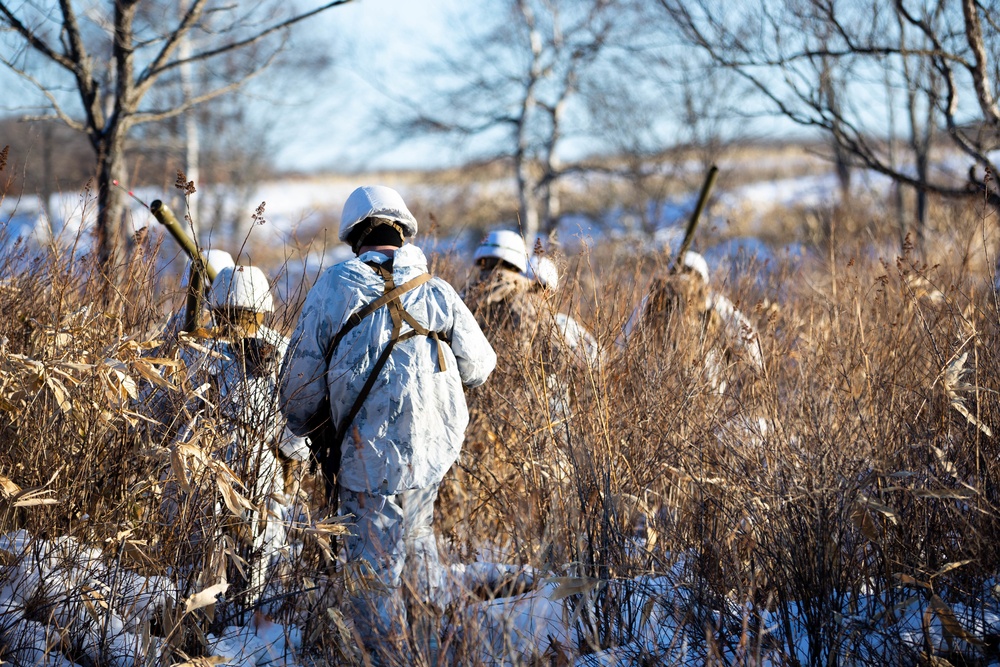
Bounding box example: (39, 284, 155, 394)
(400, 310, 448, 371)
(318, 261, 449, 468)
(334, 272, 433, 351)
(370, 263, 450, 371)
(327, 264, 445, 456)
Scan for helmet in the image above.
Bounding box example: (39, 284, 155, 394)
(473, 229, 528, 273)
(681, 251, 710, 283)
(339, 185, 418, 243)
(181, 249, 235, 289)
(525, 255, 558, 290)
(210, 265, 274, 313)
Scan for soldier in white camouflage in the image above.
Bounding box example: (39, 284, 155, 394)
(156, 263, 309, 609)
(202, 267, 308, 598)
(463, 229, 538, 340)
(278, 185, 496, 656)
(524, 254, 602, 369)
(620, 250, 764, 394)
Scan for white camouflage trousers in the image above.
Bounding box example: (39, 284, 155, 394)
(341, 483, 445, 649)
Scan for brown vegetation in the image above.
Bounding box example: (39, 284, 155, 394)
(1, 161, 1000, 664)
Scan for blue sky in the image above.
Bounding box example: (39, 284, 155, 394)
(0, 0, 471, 173)
(274, 0, 472, 172)
(0, 0, 818, 174)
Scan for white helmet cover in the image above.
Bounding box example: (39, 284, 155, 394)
(681, 251, 710, 283)
(339, 185, 418, 243)
(525, 255, 559, 290)
(474, 229, 528, 273)
(181, 249, 235, 289)
(210, 265, 274, 313)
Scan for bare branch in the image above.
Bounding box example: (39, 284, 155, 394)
(960, 0, 1000, 126)
(0, 0, 353, 264)
(57, 0, 104, 135)
(132, 0, 210, 101)
(659, 0, 1000, 217)
(0, 57, 86, 133)
(130, 50, 279, 126)
(142, 0, 354, 82)
(0, 3, 73, 69)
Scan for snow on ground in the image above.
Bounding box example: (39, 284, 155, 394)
(715, 169, 895, 234)
(1, 165, 882, 257)
(451, 561, 1000, 666)
(719, 172, 844, 213)
(0, 529, 306, 667)
(0, 530, 1000, 667)
(0, 163, 918, 328)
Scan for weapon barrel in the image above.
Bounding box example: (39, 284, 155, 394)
(150, 200, 218, 282)
(672, 165, 719, 271)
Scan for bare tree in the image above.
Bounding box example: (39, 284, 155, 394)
(896, 1, 945, 252)
(658, 0, 1000, 245)
(584, 46, 743, 238)
(0, 0, 353, 274)
(131, 17, 333, 248)
(818, 48, 854, 204)
(390, 0, 627, 244)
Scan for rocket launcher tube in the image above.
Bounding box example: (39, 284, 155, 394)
(150, 200, 218, 282)
(151, 199, 215, 333)
(670, 165, 719, 273)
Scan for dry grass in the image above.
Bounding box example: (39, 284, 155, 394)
(1, 151, 1000, 665)
(434, 200, 1000, 664)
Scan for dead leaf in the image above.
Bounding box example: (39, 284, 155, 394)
(851, 506, 880, 541)
(930, 594, 984, 646)
(950, 400, 992, 437)
(141, 357, 182, 367)
(46, 376, 72, 413)
(911, 487, 976, 500)
(14, 498, 60, 507)
(131, 359, 174, 390)
(856, 493, 899, 525)
(121, 540, 157, 570)
(931, 560, 973, 580)
(173, 657, 226, 667)
(223, 542, 248, 579)
(183, 582, 229, 614)
(0, 475, 20, 497)
(894, 573, 932, 590)
(13, 488, 59, 507)
(171, 447, 191, 495)
(640, 594, 659, 631)
(217, 478, 254, 518)
(546, 577, 603, 602)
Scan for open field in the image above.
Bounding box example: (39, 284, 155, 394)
(1, 144, 1000, 665)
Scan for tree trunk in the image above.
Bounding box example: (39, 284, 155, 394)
(40, 123, 54, 239)
(95, 133, 129, 275)
(915, 151, 929, 255)
(833, 141, 852, 204)
(180, 0, 201, 234)
(516, 157, 539, 244)
(540, 180, 560, 242)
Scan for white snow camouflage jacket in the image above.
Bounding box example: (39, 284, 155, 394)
(177, 325, 310, 463)
(279, 244, 496, 494)
(619, 289, 765, 383)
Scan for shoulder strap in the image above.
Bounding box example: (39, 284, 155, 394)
(328, 264, 444, 457)
(323, 270, 433, 366)
(315, 263, 449, 479)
